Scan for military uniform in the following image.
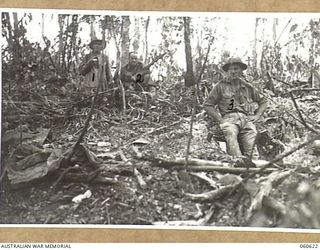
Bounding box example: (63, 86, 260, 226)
(79, 53, 112, 93)
(120, 61, 154, 92)
(204, 74, 267, 157)
(79, 39, 112, 94)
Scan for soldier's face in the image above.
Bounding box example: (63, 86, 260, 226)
(227, 64, 242, 79)
(92, 44, 103, 53)
(129, 54, 138, 66)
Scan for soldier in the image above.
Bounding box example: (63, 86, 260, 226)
(120, 52, 156, 98)
(204, 57, 267, 157)
(79, 39, 112, 94)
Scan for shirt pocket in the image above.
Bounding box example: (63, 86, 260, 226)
(221, 91, 235, 110)
(221, 91, 234, 101)
(239, 89, 255, 113)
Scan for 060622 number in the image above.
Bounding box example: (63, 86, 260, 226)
(300, 244, 318, 248)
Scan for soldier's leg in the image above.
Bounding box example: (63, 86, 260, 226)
(220, 122, 242, 157)
(238, 122, 258, 157)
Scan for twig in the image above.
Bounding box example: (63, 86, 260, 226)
(190, 172, 217, 188)
(121, 119, 183, 148)
(118, 79, 127, 119)
(49, 166, 79, 193)
(290, 88, 320, 92)
(133, 168, 147, 189)
(271, 76, 294, 87)
(63, 88, 117, 109)
(185, 180, 241, 201)
(275, 18, 292, 46)
(289, 91, 320, 134)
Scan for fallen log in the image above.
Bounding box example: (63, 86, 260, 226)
(149, 156, 271, 168)
(63, 174, 117, 185)
(163, 164, 278, 174)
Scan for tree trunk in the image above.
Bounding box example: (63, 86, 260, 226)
(120, 16, 130, 65)
(183, 17, 195, 87)
(41, 14, 45, 39)
(67, 15, 79, 73)
(272, 18, 278, 43)
(132, 17, 140, 53)
(309, 20, 316, 88)
(252, 18, 259, 71)
(144, 16, 150, 64)
(58, 15, 65, 68)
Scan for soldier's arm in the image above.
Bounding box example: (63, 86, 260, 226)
(252, 88, 268, 118)
(120, 67, 135, 82)
(204, 85, 223, 123)
(105, 57, 112, 83)
(79, 55, 92, 76)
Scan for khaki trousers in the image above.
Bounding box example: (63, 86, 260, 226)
(219, 112, 257, 157)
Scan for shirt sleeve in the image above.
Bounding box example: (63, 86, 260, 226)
(140, 63, 151, 74)
(120, 65, 134, 82)
(251, 87, 267, 105)
(104, 56, 112, 82)
(204, 83, 221, 107)
(79, 54, 91, 76)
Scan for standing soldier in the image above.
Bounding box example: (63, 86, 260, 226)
(204, 57, 267, 158)
(79, 38, 112, 94)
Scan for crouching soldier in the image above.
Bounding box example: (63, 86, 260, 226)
(120, 52, 156, 99)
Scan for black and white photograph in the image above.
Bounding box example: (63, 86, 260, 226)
(1, 9, 320, 229)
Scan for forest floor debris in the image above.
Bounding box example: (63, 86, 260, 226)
(1, 92, 320, 228)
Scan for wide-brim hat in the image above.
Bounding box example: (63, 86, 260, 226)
(222, 57, 247, 72)
(89, 39, 106, 49)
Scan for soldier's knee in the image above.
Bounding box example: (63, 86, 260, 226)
(220, 124, 238, 137)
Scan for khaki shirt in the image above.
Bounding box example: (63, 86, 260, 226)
(79, 53, 112, 91)
(204, 79, 267, 117)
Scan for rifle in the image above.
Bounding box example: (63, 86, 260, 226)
(134, 52, 168, 82)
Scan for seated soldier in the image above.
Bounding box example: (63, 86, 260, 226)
(204, 57, 267, 158)
(120, 52, 156, 98)
(79, 38, 112, 94)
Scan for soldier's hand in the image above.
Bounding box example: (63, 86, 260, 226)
(248, 114, 260, 123)
(89, 58, 99, 68)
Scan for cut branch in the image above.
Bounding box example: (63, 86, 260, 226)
(289, 91, 320, 134)
(185, 180, 241, 201)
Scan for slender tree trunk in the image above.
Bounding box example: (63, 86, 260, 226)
(11, 13, 22, 81)
(132, 17, 140, 53)
(309, 20, 316, 88)
(120, 16, 130, 65)
(61, 16, 70, 71)
(272, 18, 278, 44)
(183, 17, 195, 87)
(58, 15, 65, 68)
(252, 18, 259, 71)
(144, 16, 150, 64)
(41, 14, 45, 38)
(67, 15, 79, 73)
(260, 19, 266, 72)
